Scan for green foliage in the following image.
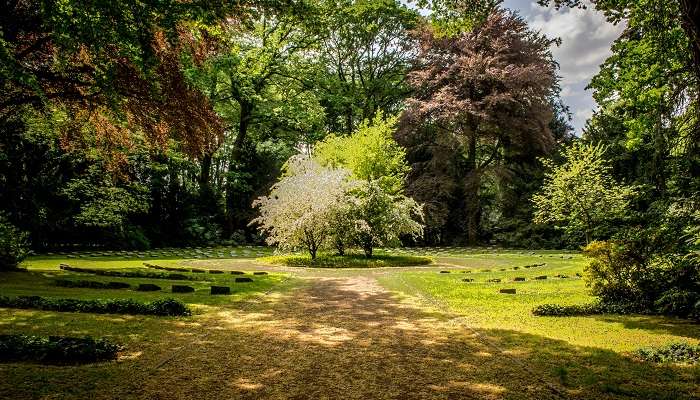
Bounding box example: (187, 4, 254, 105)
(0, 214, 29, 269)
(634, 343, 700, 364)
(533, 142, 636, 244)
(315, 113, 409, 194)
(346, 181, 424, 257)
(59, 265, 196, 281)
(259, 253, 432, 268)
(54, 279, 131, 290)
(531, 303, 603, 317)
(0, 334, 121, 364)
(0, 295, 191, 316)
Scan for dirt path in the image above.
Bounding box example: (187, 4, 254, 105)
(130, 275, 562, 400)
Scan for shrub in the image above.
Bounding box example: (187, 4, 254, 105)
(260, 253, 432, 268)
(0, 215, 29, 270)
(532, 303, 602, 316)
(0, 334, 121, 364)
(654, 289, 700, 319)
(0, 295, 191, 316)
(532, 302, 642, 316)
(633, 342, 700, 364)
(54, 279, 130, 289)
(59, 265, 196, 281)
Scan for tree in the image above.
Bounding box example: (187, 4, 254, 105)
(347, 181, 424, 257)
(532, 142, 636, 244)
(314, 114, 424, 257)
(399, 9, 559, 244)
(315, 113, 409, 194)
(251, 156, 352, 259)
(315, 0, 419, 133)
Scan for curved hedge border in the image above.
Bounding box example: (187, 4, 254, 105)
(0, 334, 121, 364)
(0, 296, 191, 316)
(60, 265, 196, 281)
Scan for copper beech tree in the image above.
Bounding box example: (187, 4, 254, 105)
(398, 10, 558, 244)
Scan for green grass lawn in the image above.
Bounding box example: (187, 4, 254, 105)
(2, 248, 699, 399)
(377, 250, 700, 398)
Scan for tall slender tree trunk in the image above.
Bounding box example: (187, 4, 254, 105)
(465, 132, 480, 245)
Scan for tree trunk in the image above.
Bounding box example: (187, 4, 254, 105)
(679, 0, 700, 90)
(465, 133, 480, 245)
(363, 241, 373, 258)
(335, 238, 345, 256)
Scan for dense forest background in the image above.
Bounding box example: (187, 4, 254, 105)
(0, 0, 697, 253)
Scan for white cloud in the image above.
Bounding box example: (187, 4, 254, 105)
(504, 0, 624, 134)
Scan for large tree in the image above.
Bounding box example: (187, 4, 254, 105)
(315, 0, 419, 133)
(398, 9, 559, 244)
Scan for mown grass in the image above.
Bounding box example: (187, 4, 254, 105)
(258, 252, 433, 268)
(377, 250, 700, 398)
(1, 254, 295, 399)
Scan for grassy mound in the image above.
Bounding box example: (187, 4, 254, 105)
(259, 253, 433, 268)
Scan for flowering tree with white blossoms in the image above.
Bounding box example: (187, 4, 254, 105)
(251, 156, 353, 259)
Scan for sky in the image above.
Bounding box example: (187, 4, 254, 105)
(502, 0, 625, 134)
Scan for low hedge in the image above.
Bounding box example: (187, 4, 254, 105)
(0, 334, 121, 364)
(633, 342, 700, 364)
(54, 279, 130, 290)
(0, 296, 191, 316)
(60, 265, 195, 281)
(532, 302, 642, 317)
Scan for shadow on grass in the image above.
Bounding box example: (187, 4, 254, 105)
(591, 314, 700, 341)
(1, 275, 698, 400)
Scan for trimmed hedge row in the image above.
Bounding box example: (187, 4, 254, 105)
(531, 303, 602, 316)
(60, 265, 195, 281)
(0, 296, 191, 316)
(532, 302, 641, 316)
(0, 334, 120, 364)
(54, 279, 130, 289)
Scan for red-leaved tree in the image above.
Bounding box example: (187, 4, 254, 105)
(398, 9, 558, 244)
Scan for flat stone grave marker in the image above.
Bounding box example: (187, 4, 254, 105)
(253, 271, 268, 275)
(500, 289, 516, 294)
(231, 271, 245, 275)
(235, 277, 253, 283)
(210, 286, 231, 295)
(513, 277, 526, 282)
(534, 275, 547, 280)
(137, 283, 161, 291)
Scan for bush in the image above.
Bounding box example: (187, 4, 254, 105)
(0, 295, 191, 316)
(260, 253, 432, 268)
(633, 342, 700, 364)
(531, 302, 642, 317)
(0, 334, 121, 364)
(0, 215, 29, 270)
(59, 265, 197, 281)
(54, 279, 130, 289)
(654, 289, 700, 319)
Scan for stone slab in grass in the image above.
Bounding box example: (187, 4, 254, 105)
(235, 277, 253, 283)
(190, 268, 205, 273)
(137, 283, 161, 291)
(253, 272, 268, 275)
(500, 289, 516, 294)
(172, 285, 195, 293)
(462, 278, 474, 282)
(439, 271, 450, 274)
(486, 278, 501, 283)
(209, 270, 224, 274)
(231, 271, 245, 275)
(534, 276, 547, 280)
(513, 277, 526, 282)
(210, 286, 231, 295)
(107, 282, 131, 289)
(461, 270, 471, 273)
